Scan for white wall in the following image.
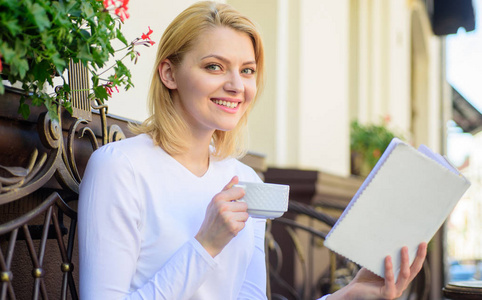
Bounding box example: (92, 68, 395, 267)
(355, 0, 412, 135)
(297, 0, 351, 176)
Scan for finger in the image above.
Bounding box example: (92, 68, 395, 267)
(408, 242, 428, 281)
(222, 176, 239, 191)
(384, 255, 396, 288)
(217, 186, 245, 203)
(229, 200, 248, 212)
(230, 210, 249, 222)
(396, 246, 411, 290)
(222, 210, 249, 233)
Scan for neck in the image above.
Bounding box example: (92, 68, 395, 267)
(171, 131, 213, 177)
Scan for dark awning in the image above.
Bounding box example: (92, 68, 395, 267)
(426, 0, 476, 35)
(452, 87, 482, 134)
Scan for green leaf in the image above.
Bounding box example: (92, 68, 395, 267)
(14, 39, 27, 57)
(40, 30, 55, 51)
(0, 81, 4, 94)
(64, 0, 79, 14)
(3, 19, 22, 35)
(62, 82, 71, 93)
(81, 2, 95, 19)
(78, 44, 93, 62)
(93, 85, 109, 101)
(0, 0, 19, 10)
(32, 94, 44, 106)
(116, 29, 129, 46)
(47, 105, 59, 121)
(10, 56, 29, 78)
(51, 53, 67, 72)
(31, 3, 51, 31)
(0, 44, 15, 62)
(62, 100, 73, 115)
(80, 29, 91, 39)
(18, 97, 30, 119)
(31, 60, 52, 84)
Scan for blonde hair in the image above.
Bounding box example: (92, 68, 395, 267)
(131, 1, 265, 159)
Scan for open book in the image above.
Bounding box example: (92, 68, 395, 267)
(324, 138, 471, 280)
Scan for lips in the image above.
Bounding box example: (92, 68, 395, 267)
(211, 99, 240, 109)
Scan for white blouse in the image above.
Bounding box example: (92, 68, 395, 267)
(78, 134, 267, 299)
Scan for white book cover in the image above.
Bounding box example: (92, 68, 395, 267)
(324, 138, 471, 280)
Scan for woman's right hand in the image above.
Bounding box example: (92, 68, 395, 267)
(195, 176, 249, 257)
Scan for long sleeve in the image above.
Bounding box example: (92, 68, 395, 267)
(237, 217, 268, 299)
(78, 146, 216, 300)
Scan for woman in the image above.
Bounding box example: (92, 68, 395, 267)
(78, 1, 426, 299)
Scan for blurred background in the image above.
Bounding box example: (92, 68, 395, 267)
(91, 0, 482, 298)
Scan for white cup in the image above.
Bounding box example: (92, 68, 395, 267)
(234, 181, 290, 219)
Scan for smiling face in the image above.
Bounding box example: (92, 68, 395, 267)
(160, 26, 257, 139)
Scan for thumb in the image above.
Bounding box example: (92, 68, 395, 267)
(222, 176, 239, 191)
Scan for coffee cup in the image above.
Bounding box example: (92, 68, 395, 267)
(234, 181, 290, 219)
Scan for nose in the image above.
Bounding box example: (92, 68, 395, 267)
(224, 71, 244, 94)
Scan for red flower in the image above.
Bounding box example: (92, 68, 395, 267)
(102, 0, 115, 8)
(0, 57, 2, 73)
(141, 26, 155, 45)
(115, 0, 130, 22)
(372, 148, 381, 158)
(103, 0, 130, 22)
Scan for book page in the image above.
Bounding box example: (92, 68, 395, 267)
(324, 141, 470, 280)
(417, 144, 460, 175)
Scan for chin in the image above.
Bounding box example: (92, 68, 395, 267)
(216, 127, 235, 133)
(215, 119, 242, 132)
(216, 123, 239, 132)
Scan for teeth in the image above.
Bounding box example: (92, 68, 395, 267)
(213, 99, 238, 108)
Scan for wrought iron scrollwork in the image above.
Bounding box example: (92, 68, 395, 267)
(0, 192, 78, 300)
(0, 111, 62, 205)
(0, 83, 128, 299)
(266, 200, 357, 300)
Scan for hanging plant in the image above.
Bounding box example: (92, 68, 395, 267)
(0, 0, 155, 120)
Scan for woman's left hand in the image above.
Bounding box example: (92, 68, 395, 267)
(328, 242, 427, 300)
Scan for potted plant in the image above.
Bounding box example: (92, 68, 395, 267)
(350, 117, 401, 176)
(0, 0, 155, 120)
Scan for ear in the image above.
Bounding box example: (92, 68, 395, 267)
(158, 59, 177, 89)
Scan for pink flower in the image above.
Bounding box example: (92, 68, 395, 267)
(105, 86, 113, 96)
(104, 82, 119, 97)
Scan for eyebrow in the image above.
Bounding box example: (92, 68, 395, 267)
(201, 54, 256, 66)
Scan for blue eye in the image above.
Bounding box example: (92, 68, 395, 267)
(206, 64, 221, 71)
(241, 68, 255, 75)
